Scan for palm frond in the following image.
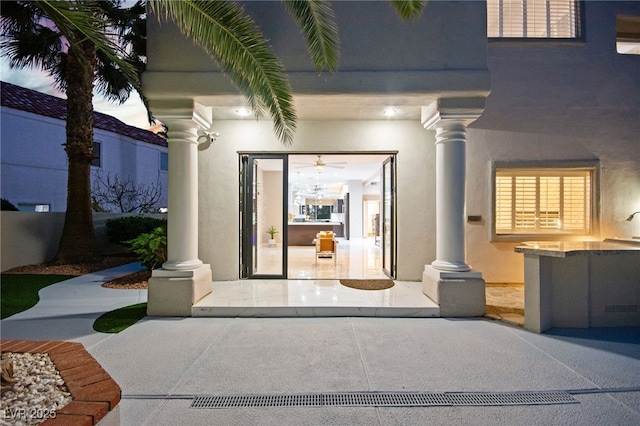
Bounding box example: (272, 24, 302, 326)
(388, 0, 427, 20)
(1, 25, 63, 71)
(0, 1, 63, 80)
(150, 0, 296, 144)
(35, 0, 140, 91)
(281, 0, 339, 73)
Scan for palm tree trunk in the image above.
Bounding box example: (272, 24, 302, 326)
(53, 38, 98, 263)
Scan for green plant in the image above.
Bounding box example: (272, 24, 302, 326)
(106, 216, 167, 246)
(93, 302, 147, 333)
(266, 225, 279, 238)
(1, 198, 19, 211)
(127, 227, 167, 269)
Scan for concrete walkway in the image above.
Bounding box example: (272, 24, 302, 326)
(1, 266, 639, 425)
(1, 262, 147, 348)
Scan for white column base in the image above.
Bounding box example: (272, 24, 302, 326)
(147, 264, 212, 317)
(422, 265, 485, 317)
(162, 258, 203, 271)
(431, 259, 471, 272)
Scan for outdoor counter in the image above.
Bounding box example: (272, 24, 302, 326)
(288, 222, 344, 246)
(515, 240, 640, 332)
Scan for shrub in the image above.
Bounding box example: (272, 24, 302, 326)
(127, 227, 167, 270)
(1, 198, 19, 211)
(105, 216, 167, 245)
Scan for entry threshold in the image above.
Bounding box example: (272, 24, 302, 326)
(192, 280, 439, 318)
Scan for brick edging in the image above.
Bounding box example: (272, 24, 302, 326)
(1, 339, 120, 425)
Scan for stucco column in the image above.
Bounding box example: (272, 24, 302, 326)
(421, 98, 486, 317)
(147, 118, 212, 317)
(430, 120, 470, 271)
(163, 130, 203, 270)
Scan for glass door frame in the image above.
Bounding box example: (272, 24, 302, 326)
(240, 151, 397, 280)
(382, 155, 397, 278)
(240, 153, 289, 279)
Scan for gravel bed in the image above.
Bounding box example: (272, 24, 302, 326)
(1, 352, 71, 425)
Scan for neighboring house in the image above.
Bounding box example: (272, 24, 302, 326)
(143, 1, 639, 318)
(0, 81, 168, 213)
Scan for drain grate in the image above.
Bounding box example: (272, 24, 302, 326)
(190, 391, 577, 409)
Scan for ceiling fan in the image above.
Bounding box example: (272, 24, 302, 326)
(293, 155, 347, 170)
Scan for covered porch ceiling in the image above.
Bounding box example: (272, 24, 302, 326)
(192, 93, 439, 122)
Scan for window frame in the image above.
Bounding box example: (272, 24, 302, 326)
(490, 160, 599, 242)
(160, 151, 169, 172)
(91, 141, 102, 168)
(487, 0, 585, 43)
(616, 15, 640, 55)
(17, 203, 51, 212)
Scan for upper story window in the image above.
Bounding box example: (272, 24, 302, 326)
(160, 152, 168, 172)
(617, 15, 640, 55)
(493, 166, 596, 240)
(488, 0, 581, 39)
(91, 141, 102, 168)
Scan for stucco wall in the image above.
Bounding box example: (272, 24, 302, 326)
(0, 212, 166, 271)
(1, 109, 68, 211)
(144, 1, 490, 104)
(0, 211, 65, 271)
(198, 119, 435, 281)
(467, 1, 640, 282)
(0, 107, 169, 212)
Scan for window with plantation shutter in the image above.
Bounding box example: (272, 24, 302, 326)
(487, 0, 581, 39)
(495, 168, 592, 236)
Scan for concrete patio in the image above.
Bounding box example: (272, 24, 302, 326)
(1, 264, 639, 425)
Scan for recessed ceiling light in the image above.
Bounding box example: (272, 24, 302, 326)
(235, 107, 252, 116)
(383, 107, 397, 117)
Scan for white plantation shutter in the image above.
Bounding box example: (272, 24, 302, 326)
(538, 176, 560, 229)
(562, 174, 590, 230)
(495, 175, 514, 231)
(487, 0, 579, 38)
(514, 176, 537, 230)
(495, 169, 592, 235)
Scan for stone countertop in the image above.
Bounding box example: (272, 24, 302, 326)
(514, 240, 640, 258)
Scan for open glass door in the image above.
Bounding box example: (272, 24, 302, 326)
(382, 156, 396, 278)
(240, 154, 288, 278)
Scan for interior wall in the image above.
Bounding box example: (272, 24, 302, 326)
(364, 199, 381, 237)
(347, 180, 364, 238)
(198, 119, 434, 281)
(262, 170, 283, 244)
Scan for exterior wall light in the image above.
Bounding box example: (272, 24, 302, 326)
(626, 211, 640, 221)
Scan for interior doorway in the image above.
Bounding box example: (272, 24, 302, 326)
(240, 153, 396, 280)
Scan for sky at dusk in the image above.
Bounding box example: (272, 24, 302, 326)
(1, 55, 151, 130)
(0, 0, 151, 130)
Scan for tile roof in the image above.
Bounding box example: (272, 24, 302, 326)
(1, 81, 167, 148)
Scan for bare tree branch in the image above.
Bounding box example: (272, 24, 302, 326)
(91, 171, 163, 213)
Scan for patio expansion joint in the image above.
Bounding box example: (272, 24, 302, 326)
(0, 339, 121, 426)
